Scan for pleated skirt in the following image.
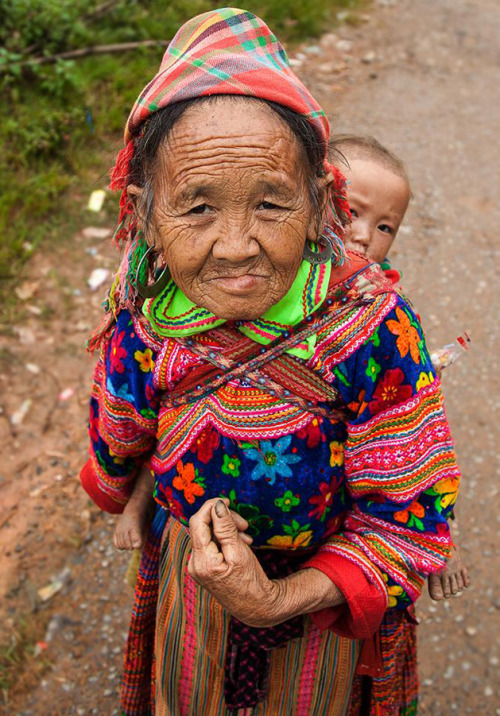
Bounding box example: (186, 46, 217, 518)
(155, 519, 361, 716)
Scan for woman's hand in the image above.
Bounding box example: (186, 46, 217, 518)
(188, 498, 276, 626)
(188, 498, 345, 627)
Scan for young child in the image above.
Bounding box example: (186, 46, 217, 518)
(333, 133, 469, 601)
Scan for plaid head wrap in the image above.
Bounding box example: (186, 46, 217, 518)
(90, 7, 350, 350)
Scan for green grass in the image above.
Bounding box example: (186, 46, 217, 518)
(0, 0, 364, 322)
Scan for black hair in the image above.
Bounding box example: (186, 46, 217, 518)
(128, 95, 330, 237)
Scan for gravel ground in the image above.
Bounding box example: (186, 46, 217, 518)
(1, 0, 499, 713)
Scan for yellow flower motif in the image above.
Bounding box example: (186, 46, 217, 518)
(432, 475, 459, 508)
(109, 448, 125, 465)
(329, 441, 344, 467)
(387, 585, 404, 607)
(416, 371, 435, 391)
(382, 572, 404, 607)
(266, 531, 313, 549)
(134, 348, 154, 373)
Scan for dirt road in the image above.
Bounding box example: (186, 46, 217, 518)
(1, 0, 499, 713)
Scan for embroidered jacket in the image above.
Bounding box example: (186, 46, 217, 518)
(81, 272, 460, 638)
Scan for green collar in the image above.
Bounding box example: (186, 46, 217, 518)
(143, 259, 331, 359)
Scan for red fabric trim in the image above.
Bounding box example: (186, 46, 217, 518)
(302, 552, 386, 639)
(80, 459, 125, 514)
(356, 631, 383, 677)
(329, 250, 370, 288)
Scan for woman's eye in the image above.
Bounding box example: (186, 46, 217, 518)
(378, 224, 394, 235)
(350, 208, 358, 218)
(258, 201, 281, 210)
(188, 204, 211, 215)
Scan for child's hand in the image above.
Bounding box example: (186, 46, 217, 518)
(427, 545, 470, 600)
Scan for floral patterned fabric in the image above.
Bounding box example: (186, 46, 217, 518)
(87, 290, 459, 614)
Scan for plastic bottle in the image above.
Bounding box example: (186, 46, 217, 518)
(430, 332, 471, 371)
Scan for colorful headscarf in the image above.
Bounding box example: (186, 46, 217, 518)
(90, 7, 350, 350)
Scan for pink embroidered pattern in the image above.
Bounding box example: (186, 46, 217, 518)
(345, 381, 460, 502)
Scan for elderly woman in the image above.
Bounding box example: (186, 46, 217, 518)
(81, 8, 460, 716)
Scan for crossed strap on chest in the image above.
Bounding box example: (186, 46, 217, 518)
(165, 255, 394, 420)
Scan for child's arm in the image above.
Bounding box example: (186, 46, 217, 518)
(113, 466, 156, 551)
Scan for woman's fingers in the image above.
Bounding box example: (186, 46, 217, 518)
(189, 497, 230, 551)
(230, 510, 249, 533)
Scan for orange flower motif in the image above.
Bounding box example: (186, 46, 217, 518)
(394, 500, 425, 524)
(173, 460, 205, 504)
(386, 307, 421, 364)
(134, 347, 154, 373)
(348, 389, 368, 415)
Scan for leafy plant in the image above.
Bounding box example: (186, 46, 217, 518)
(0, 0, 364, 319)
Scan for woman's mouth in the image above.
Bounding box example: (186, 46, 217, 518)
(210, 274, 266, 294)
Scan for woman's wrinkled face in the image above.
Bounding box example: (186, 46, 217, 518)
(142, 98, 318, 319)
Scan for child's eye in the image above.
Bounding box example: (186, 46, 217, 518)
(188, 204, 211, 215)
(378, 224, 394, 234)
(350, 208, 358, 218)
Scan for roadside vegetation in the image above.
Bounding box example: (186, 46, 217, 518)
(0, 0, 362, 318)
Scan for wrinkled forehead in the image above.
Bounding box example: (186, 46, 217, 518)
(155, 97, 307, 188)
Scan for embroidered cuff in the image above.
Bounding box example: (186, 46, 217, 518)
(80, 459, 125, 514)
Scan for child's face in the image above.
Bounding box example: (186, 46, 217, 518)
(342, 158, 410, 264)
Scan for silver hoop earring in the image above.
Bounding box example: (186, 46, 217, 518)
(136, 246, 171, 298)
(302, 233, 333, 265)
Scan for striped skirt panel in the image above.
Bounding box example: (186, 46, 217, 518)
(155, 519, 360, 716)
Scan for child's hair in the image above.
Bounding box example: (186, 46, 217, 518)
(332, 134, 411, 188)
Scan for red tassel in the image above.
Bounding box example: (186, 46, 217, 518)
(109, 140, 137, 245)
(110, 140, 135, 190)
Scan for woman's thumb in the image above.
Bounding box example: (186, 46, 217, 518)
(212, 500, 239, 543)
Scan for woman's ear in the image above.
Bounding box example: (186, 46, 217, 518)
(126, 184, 153, 243)
(307, 170, 335, 242)
(126, 184, 143, 211)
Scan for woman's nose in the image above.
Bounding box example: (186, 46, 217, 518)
(211, 217, 260, 262)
